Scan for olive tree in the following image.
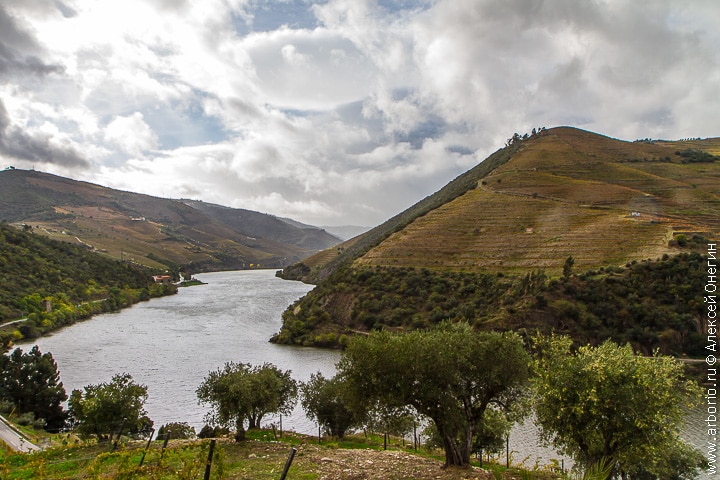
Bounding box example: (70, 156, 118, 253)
(68, 373, 152, 441)
(533, 335, 708, 479)
(338, 323, 530, 467)
(301, 372, 363, 438)
(196, 362, 297, 441)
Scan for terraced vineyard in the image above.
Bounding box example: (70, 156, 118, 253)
(274, 127, 720, 349)
(356, 127, 720, 275)
(0, 169, 341, 272)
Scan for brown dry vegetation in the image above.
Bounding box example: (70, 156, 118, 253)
(3, 434, 519, 480)
(354, 127, 719, 275)
(0, 169, 340, 272)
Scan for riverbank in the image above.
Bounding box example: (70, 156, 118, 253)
(177, 278, 207, 287)
(0, 282, 178, 352)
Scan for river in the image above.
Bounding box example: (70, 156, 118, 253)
(23, 270, 338, 436)
(19, 270, 713, 477)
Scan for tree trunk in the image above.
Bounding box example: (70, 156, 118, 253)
(248, 412, 265, 429)
(234, 417, 246, 442)
(459, 426, 474, 467)
(442, 434, 468, 467)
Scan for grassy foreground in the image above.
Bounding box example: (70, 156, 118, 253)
(0, 428, 563, 480)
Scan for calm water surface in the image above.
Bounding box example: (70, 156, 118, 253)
(25, 270, 338, 435)
(21, 270, 713, 476)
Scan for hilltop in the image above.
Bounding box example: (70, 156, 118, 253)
(282, 127, 720, 281)
(0, 169, 341, 272)
(273, 127, 720, 353)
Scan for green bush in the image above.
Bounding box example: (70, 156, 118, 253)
(157, 422, 196, 440)
(14, 412, 35, 426)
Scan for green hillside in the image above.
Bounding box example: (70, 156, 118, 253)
(273, 252, 709, 356)
(0, 222, 176, 349)
(273, 127, 720, 353)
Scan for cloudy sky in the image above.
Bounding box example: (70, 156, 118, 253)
(1, 0, 718, 227)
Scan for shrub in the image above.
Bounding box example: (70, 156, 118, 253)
(157, 422, 196, 440)
(197, 425, 230, 439)
(14, 412, 36, 426)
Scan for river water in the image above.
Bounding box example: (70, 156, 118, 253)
(20, 270, 713, 476)
(23, 270, 337, 436)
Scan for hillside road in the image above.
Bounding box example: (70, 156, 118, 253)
(0, 415, 39, 453)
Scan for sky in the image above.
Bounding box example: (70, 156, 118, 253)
(0, 0, 719, 227)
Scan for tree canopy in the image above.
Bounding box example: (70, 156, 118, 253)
(196, 362, 298, 441)
(68, 373, 153, 441)
(0, 346, 67, 431)
(337, 323, 530, 467)
(301, 372, 363, 439)
(532, 335, 708, 479)
(274, 253, 708, 356)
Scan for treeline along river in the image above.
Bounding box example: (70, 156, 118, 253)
(20, 270, 712, 475)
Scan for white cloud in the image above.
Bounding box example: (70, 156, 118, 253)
(240, 192, 339, 221)
(280, 43, 308, 65)
(1, 0, 718, 227)
(104, 113, 158, 157)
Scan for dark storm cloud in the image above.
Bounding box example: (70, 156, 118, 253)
(0, 100, 89, 168)
(0, 5, 64, 79)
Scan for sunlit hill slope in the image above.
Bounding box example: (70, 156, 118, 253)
(274, 127, 720, 353)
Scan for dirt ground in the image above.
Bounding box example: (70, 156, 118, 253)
(295, 444, 495, 480)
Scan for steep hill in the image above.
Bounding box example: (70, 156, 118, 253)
(283, 127, 720, 281)
(181, 200, 337, 252)
(278, 138, 523, 283)
(0, 169, 340, 272)
(273, 127, 720, 353)
(359, 128, 719, 273)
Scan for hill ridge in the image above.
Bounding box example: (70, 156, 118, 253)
(0, 168, 341, 272)
(281, 127, 719, 281)
(272, 127, 720, 352)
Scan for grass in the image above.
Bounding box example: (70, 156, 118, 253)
(0, 434, 304, 480)
(0, 428, 569, 480)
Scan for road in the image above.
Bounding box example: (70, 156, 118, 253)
(0, 415, 39, 453)
(0, 317, 26, 329)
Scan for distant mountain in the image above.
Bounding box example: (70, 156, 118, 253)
(274, 218, 368, 242)
(321, 225, 370, 241)
(273, 127, 720, 353)
(180, 200, 342, 252)
(0, 169, 341, 272)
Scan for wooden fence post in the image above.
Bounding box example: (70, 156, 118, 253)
(203, 439, 216, 480)
(158, 431, 171, 464)
(279, 447, 297, 480)
(111, 418, 126, 452)
(139, 428, 155, 466)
